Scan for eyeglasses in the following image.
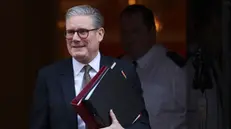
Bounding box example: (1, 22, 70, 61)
(65, 28, 98, 39)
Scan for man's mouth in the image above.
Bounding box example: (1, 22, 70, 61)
(72, 45, 85, 48)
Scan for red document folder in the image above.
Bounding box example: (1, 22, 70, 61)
(71, 62, 143, 128)
(70, 66, 108, 129)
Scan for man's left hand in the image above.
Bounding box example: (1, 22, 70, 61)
(100, 109, 124, 129)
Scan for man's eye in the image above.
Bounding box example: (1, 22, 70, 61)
(67, 30, 75, 34)
(78, 29, 88, 34)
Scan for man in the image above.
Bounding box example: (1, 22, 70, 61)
(30, 5, 151, 129)
(120, 5, 188, 129)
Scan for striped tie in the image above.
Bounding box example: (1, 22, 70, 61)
(82, 65, 92, 89)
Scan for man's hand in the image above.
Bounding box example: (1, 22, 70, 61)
(100, 109, 124, 129)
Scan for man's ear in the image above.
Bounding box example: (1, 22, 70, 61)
(97, 27, 105, 42)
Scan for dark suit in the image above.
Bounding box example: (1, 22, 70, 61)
(30, 55, 151, 129)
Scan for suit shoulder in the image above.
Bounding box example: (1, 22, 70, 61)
(103, 56, 135, 69)
(38, 58, 71, 75)
(117, 59, 134, 68)
(110, 56, 134, 66)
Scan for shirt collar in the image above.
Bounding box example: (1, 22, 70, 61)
(72, 52, 101, 76)
(136, 44, 166, 68)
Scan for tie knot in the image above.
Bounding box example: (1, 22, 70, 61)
(132, 61, 137, 68)
(84, 65, 92, 73)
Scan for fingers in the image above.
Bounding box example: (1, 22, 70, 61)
(110, 109, 119, 124)
(100, 110, 123, 129)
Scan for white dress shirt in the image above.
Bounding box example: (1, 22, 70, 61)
(135, 44, 187, 129)
(72, 52, 101, 129)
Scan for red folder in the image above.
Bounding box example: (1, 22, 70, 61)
(71, 66, 108, 129)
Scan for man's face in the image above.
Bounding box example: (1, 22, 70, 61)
(120, 13, 151, 57)
(65, 15, 104, 63)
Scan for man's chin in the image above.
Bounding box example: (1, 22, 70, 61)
(71, 52, 89, 63)
(71, 50, 85, 56)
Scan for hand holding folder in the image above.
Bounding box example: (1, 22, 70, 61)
(99, 109, 124, 129)
(71, 62, 144, 129)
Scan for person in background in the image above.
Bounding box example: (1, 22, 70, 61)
(119, 4, 188, 129)
(30, 5, 151, 129)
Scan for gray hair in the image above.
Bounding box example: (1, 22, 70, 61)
(65, 5, 104, 28)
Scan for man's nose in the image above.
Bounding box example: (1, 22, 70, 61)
(72, 32, 81, 41)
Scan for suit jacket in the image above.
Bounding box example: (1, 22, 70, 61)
(30, 55, 151, 129)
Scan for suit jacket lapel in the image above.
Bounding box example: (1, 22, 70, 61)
(59, 58, 77, 129)
(100, 55, 114, 68)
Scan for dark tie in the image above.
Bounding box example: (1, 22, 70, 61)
(132, 60, 137, 68)
(82, 65, 92, 89)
